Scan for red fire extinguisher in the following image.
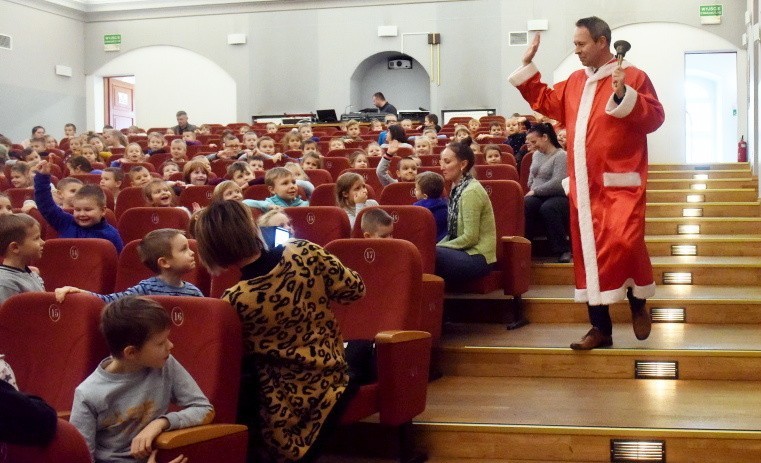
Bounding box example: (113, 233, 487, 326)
(738, 136, 748, 162)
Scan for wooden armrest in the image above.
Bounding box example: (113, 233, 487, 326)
(501, 236, 531, 245)
(375, 330, 431, 344)
(155, 424, 248, 449)
(57, 410, 71, 420)
(422, 273, 444, 283)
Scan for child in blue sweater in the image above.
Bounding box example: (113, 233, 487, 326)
(34, 161, 124, 253)
(414, 171, 448, 242)
(246, 167, 309, 211)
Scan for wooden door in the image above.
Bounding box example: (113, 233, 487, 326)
(105, 77, 135, 130)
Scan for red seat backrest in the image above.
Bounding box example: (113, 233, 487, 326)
(473, 164, 519, 182)
(519, 151, 533, 193)
(117, 207, 190, 244)
(114, 186, 149, 218)
(283, 206, 350, 246)
(0, 293, 108, 411)
(119, 161, 156, 173)
(479, 180, 525, 268)
(309, 183, 337, 207)
(178, 185, 215, 209)
(352, 206, 436, 274)
(5, 188, 34, 208)
(322, 156, 352, 181)
(36, 238, 118, 293)
(324, 239, 422, 340)
(378, 182, 418, 206)
(303, 168, 332, 187)
(339, 168, 384, 197)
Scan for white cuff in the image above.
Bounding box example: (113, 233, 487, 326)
(606, 85, 637, 118)
(508, 62, 539, 87)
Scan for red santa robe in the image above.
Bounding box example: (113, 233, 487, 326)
(509, 59, 665, 306)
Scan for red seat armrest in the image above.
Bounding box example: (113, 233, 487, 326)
(155, 424, 248, 449)
(501, 236, 531, 296)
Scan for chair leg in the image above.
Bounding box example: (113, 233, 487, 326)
(397, 421, 427, 463)
(505, 296, 529, 330)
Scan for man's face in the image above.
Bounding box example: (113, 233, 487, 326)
(177, 114, 189, 126)
(373, 96, 383, 108)
(573, 27, 609, 68)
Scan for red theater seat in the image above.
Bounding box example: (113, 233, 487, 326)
(117, 207, 190, 244)
(283, 206, 350, 246)
(35, 238, 118, 293)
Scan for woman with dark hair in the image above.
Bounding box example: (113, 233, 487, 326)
(435, 141, 496, 283)
(20, 126, 46, 149)
(524, 122, 570, 263)
(194, 200, 365, 463)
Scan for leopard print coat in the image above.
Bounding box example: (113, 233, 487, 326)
(223, 239, 365, 462)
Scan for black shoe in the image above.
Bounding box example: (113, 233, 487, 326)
(558, 251, 572, 263)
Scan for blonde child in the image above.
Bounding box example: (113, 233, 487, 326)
(400, 119, 413, 131)
(100, 167, 124, 199)
(247, 167, 308, 211)
(197, 124, 212, 135)
(68, 135, 84, 158)
(129, 166, 153, 189)
(454, 126, 472, 143)
(281, 131, 303, 152)
(360, 208, 394, 239)
(181, 131, 200, 146)
(256, 136, 284, 162)
(366, 141, 382, 157)
(143, 179, 179, 208)
(143, 132, 166, 155)
(44, 135, 58, 151)
(467, 118, 481, 134)
(242, 131, 259, 153)
(348, 150, 369, 169)
(483, 145, 503, 165)
(87, 134, 112, 161)
(301, 152, 323, 170)
(336, 172, 378, 228)
(423, 128, 438, 143)
(414, 137, 433, 157)
(81, 144, 103, 165)
(115, 143, 146, 166)
(283, 161, 315, 198)
(0, 213, 45, 304)
(257, 209, 295, 236)
(10, 162, 33, 189)
(170, 139, 188, 163)
(104, 130, 127, 149)
(369, 119, 383, 132)
(238, 125, 251, 135)
(328, 138, 346, 152)
(343, 120, 363, 142)
(297, 123, 317, 142)
(183, 160, 211, 186)
(265, 122, 278, 134)
(160, 161, 181, 180)
(0, 192, 13, 215)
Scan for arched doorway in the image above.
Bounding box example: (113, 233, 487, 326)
(87, 45, 237, 131)
(350, 52, 431, 114)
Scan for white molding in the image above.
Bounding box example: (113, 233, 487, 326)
(6, 0, 86, 21)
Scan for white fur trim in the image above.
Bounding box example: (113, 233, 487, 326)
(508, 62, 539, 87)
(561, 177, 570, 195)
(575, 279, 656, 305)
(606, 84, 637, 118)
(603, 172, 641, 188)
(573, 77, 602, 305)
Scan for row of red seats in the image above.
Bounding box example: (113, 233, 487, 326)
(1, 238, 432, 462)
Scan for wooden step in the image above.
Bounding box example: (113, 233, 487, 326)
(646, 234, 761, 256)
(648, 162, 750, 171)
(647, 177, 758, 190)
(646, 217, 761, 235)
(646, 201, 761, 218)
(437, 322, 761, 380)
(415, 376, 761, 462)
(649, 169, 754, 180)
(647, 189, 758, 203)
(531, 256, 761, 286)
(520, 285, 761, 324)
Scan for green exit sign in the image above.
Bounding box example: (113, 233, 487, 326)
(700, 5, 722, 16)
(104, 34, 121, 45)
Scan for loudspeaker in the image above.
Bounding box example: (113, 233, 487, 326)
(388, 58, 412, 70)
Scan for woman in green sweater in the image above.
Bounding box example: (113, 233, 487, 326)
(436, 139, 497, 283)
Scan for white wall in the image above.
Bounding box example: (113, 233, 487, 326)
(0, 1, 86, 141)
(86, 45, 236, 130)
(552, 23, 745, 164)
(352, 53, 431, 113)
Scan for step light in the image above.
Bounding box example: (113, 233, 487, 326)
(686, 194, 704, 203)
(677, 224, 700, 235)
(690, 183, 707, 190)
(694, 165, 710, 170)
(635, 361, 679, 380)
(611, 439, 665, 462)
(670, 244, 697, 256)
(682, 208, 703, 218)
(663, 272, 692, 285)
(650, 307, 685, 323)
(692, 173, 708, 180)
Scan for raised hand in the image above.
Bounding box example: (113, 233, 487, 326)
(522, 33, 541, 66)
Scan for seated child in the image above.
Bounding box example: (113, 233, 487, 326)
(34, 160, 123, 253)
(301, 152, 323, 170)
(343, 120, 363, 142)
(145, 132, 167, 155)
(454, 126, 472, 143)
(68, 156, 101, 176)
(414, 137, 433, 157)
(196, 124, 212, 136)
(112, 142, 146, 167)
(29, 139, 48, 159)
(208, 134, 243, 161)
(281, 131, 303, 153)
(0, 213, 45, 304)
(348, 150, 369, 169)
(169, 139, 188, 163)
(129, 166, 153, 189)
(301, 140, 320, 157)
(422, 128, 439, 142)
(246, 154, 266, 174)
(400, 119, 413, 132)
(376, 144, 419, 186)
(183, 159, 211, 187)
(265, 122, 278, 134)
(160, 161, 181, 180)
(247, 167, 309, 211)
(467, 118, 480, 134)
(328, 137, 345, 152)
(297, 122, 319, 143)
(212, 180, 261, 210)
(0, 192, 12, 215)
(21, 148, 41, 165)
(70, 296, 214, 463)
(255, 136, 284, 162)
(242, 131, 258, 154)
(9, 162, 33, 189)
(257, 208, 295, 236)
(505, 117, 528, 164)
(63, 122, 77, 141)
(283, 162, 314, 198)
(67, 135, 84, 158)
(181, 131, 201, 147)
(54, 177, 84, 208)
(81, 144, 104, 166)
(336, 172, 378, 228)
(483, 144, 503, 165)
(361, 208, 394, 238)
(414, 171, 448, 242)
(88, 134, 113, 161)
(226, 161, 256, 188)
(366, 141, 382, 157)
(100, 167, 124, 200)
(56, 228, 202, 303)
(143, 179, 179, 208)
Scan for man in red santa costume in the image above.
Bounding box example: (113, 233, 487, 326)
(509, 16, 665, 349)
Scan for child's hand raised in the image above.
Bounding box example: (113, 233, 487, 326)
(386, 140, 400, 156)
(36, 160, 51, 175)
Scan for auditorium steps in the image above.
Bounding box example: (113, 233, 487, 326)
(407, 162, 761, 463)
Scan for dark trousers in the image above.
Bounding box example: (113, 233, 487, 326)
(524, 194, 570, 254)
(587, 288, 647, 336)
(435, 246, 492, 284)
